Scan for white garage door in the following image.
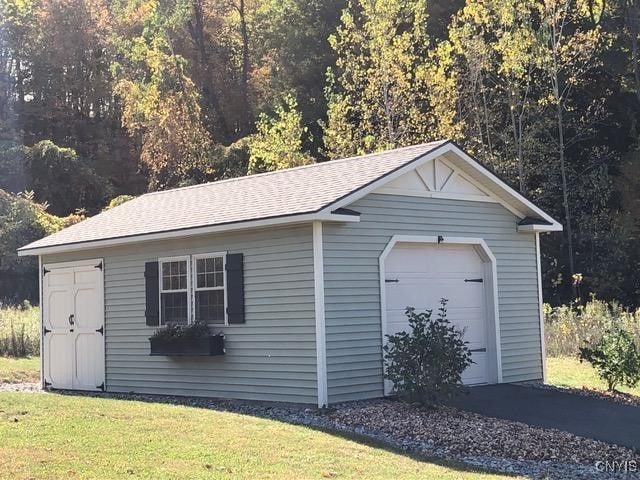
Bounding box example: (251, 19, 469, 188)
(43, 260, 105, 391)
(384, 243, 490, 388)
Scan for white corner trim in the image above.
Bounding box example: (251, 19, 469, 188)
(535, 233, 547, 382)
(378, 235, 503, 395)
(18, 212, 360, 257)
(313, 221, 328, 408)
(38, 255, 44, 389)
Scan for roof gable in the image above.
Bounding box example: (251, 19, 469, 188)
(324, 143, 562, 231)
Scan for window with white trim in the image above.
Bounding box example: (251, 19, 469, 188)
(159, 257, 190, 325)
(193, 255, 226, 324)
(158, 253, 226, 325)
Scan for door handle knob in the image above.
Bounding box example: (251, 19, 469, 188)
(68, 314, 75, 325)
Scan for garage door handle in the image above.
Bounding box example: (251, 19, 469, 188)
(68, 314, 75, 326)
(385, 279, 399, 283)
(464, 278, 483, 283)
(469, 348, 486, 352)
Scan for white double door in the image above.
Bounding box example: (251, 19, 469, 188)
(43, 260, 105, 391)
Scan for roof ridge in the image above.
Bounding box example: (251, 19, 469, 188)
(143, 141, 445, 197)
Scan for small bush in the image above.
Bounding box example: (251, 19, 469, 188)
(383, 299, 473, 406)
(579, 327, 640, 391)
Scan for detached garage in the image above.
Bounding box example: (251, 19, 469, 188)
(19, 140, 561, 407)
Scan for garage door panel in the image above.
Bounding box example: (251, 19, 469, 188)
(387, 281, 484, 311)
(385, 242, 491, 387)
(388, 244, 482, 274)
(463, 352, 489, 384)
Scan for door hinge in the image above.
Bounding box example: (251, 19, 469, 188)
(43, 327, 51, 335)
(96, 326, 104, 335)
(385, 279, 399, 283)
(42, 267, 50, 276)
(94, 261, 103, 271)
(97, 382, 105, 391)
(464, 278, 483, 283)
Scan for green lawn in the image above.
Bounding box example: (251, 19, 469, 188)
(0, 393, 515, 480)
(0, 356, 39, 384)
(546, 356, 640, 396)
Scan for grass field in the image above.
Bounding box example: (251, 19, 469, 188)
(0, 392, 514, 480)
(0, 304, 39, 357)
(546, 356, 640, 396)
(0, 356, 39, 384)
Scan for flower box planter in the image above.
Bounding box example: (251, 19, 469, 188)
(149, 334, 225, 356)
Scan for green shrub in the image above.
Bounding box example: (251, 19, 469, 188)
(544, 298, 640, 357)
(0, 302, 40, 357)
(383, 299, 473, 406)
(579, 327, 640, 391)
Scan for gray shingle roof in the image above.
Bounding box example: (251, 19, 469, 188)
(20, 141, 447, 252)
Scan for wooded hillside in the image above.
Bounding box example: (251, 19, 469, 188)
(1, 0, 639, 306)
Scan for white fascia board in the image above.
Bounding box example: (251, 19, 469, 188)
(18, 212, 360, 257)
(517, 224, 563, 233)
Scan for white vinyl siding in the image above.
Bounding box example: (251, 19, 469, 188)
(43, 225, 317, 404)
(323, 193, 541, 403)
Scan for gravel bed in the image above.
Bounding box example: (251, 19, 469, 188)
(0, 382, 41, 392)
(3, 385, 639, 479)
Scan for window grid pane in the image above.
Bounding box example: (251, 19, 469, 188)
(196, 256, 224, 289)
(161, 292, 188, 324)
(161, 260, 187, 292)
(195, 290, 225, 324)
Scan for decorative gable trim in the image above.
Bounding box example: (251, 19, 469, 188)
(374, 156, 499, 205)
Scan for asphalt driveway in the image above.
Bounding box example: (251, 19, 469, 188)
(452, 384, 640, 449)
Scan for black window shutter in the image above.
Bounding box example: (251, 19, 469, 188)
(144, 261, 160, 326)
(226, 253, 245, 324)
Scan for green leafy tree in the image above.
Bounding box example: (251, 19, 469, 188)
(247, 93, 313, 173)
(579, 326, 640, 391)
(104, 194, 135, 210)
(432, 0, 543, 189)
(0, 190, 83, 303)
(110, 0, 213, 189)
(0, 141, 106, 215)
(324, 0, 446, 158)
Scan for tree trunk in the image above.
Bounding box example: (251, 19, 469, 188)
(627, 0, 640, 98)
(509, 97, 526, 193)
(238, 0, 252, 135)
(555, 98, 576, 284)
(187, 0, 229, 139)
